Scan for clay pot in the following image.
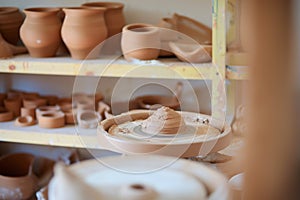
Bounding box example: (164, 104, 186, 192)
(77, 110, 101, 129)
(38, 111, 65, 129)
(15, 116, 36, 127)
(61, 107, 77, 124)
(61, 7, 107, 59)
(22, 92, 40, 99)
(23, 97, 47, 108)
(36, 106, 60, 120)
(0, 107, 14, 122)
(0, 33, 27, 58)
(42, 95, 58, 106)
(0, 7, 24, 45)
(4, 98, 21, 117)
(121, 23, 160, 61)
(82, 2, 125, 37)
(77, 99, 95, 111)
(0, 93, 6, 106)
(21, 106, 36, 119)
(0, 153, 38, 200)
(169, 42, 212, 63)
(20, 7, 62, 57)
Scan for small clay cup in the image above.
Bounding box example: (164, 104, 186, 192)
(38, 111, 65, 129)
(4, 98, 21, 117)
(0, 7, 24, 44)
(36, 106, 60, 120)
(21, 106, 36, 119)
(23, 97, 47, 108)
(62, 107, 77, 124)
(121, 23, 160, 61)
(0, 153, 38, 200)
(20, 7, 62, 57)
(77, 99, 95, 111)
(0, 107, 14, 122)
(42, 95, 58, 106)
(77, 110, 101, 129)
(15, 116, 36, 127)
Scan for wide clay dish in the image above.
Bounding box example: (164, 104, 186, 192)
(48, 155, 230, 200)
(97, 110, 231, 157)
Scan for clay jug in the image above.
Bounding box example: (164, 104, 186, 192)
(20, 7, 62, 57)
(121, 23, 160, 61)
(0, 7, 24, 45)
(61, 7, 107, 59)
(0, 153, 38, 200)
(82, 2, 125, 37)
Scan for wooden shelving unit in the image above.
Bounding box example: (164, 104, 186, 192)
(0, 0, 247, 148)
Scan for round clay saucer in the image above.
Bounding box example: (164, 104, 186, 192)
(15, 116, 35, 127)
(49, 155, 230, 200)
(97, 110, 231, 157)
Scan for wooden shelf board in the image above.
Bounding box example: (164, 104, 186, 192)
(0, 55, 215, 80)
(0, 121, 104, 149)
(226, 65, 249, 80)
(226, 52, 248, 66)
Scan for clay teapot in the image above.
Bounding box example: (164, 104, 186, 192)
(0, 7, 24, 45)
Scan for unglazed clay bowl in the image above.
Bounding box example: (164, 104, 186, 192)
(0, 107, 14, 122)
(121, 23, 160, 61)
(38, 111, 65, 129)
(15, 115, 36, 127)
(36, 106, 60, 120)
(169, 41, 212, 63)
(136, 95, 180, 110)
(23, 97, 47, 108)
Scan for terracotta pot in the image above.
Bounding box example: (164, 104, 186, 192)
(61, 7, 107, 59)
(22, 92, 40, 99)
(76, 98, 95, 111)
(61, 107, 77, 124)
(4, 98, 21, 117)
(38, 111, 65, 129)
(0, 153, 38, 200)
(121, 23, 160, 61)
(21, 106, 36, 119)
(82, 2, 125, 37)
(23, 97, 47, 108)
(15, 116, 36, 127)
(20, 7, 62, 57)
(0, 107, 14, 122)
(0, 93, 6, 106)
(42, 95, 58, 106)
(77, 110, 101, 129)
(36, 106, 60, 120)
(0, 7, 24, 45)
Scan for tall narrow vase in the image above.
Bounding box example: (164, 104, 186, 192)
(20, 7, 62, 57)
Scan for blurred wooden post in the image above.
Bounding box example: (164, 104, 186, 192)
(243, 0, 299, 199)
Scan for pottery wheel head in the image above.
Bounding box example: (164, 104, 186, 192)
(141, 106, 185, 135)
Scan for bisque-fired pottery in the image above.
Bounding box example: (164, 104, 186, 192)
(38, 111, 65, 129)
(0, 33, 27, 58)
(82, 2, 125, 37)
(121, 23, 160, 61)
(0, 93, 6, 106)
(23, 97, 47, 108)
(15, 115, 36, 127)
(0, 107, 14, 122)
(169, 41, 212, 63)
(0, 153, 38, 200)
(61, 7, 107, 59)
(21, 106, 36, 119)
(36, 106, 61, 120)
(0, 7, 24, 44)
(4, 98, 21, 117)
(77, 110, 101, 129)
(20, 7, 62, 57)
(61, 106, 77, 124)
(42, 95, 58, 106)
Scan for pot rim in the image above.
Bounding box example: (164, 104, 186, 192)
(123, 23, 158, 34)
(82, 2, 124, 10)
(24, 7, 61, 13)
(0, 7, 19, 14)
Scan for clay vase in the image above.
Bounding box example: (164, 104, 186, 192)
(4, 98, 21, 117)
(0, 7, 24, 45)
(61, 7, 107, 59)
(0, 153, 38, 200)
(82, 2, 125, 37)
(20, 7, 62, 57)
(121, 23, 160, 61)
